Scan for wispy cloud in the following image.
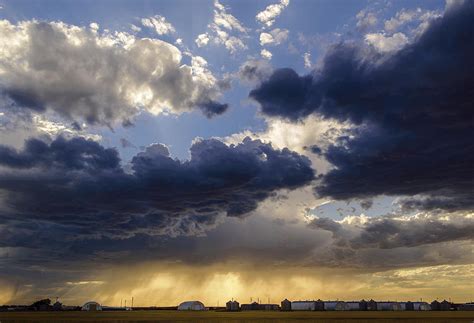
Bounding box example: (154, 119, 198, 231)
(195, 0, 248, 53)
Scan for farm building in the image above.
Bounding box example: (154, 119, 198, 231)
(377, 302, 403, 311)
(226, 300, 239, 311)
(81, 301, 102, 311)
(177, 301, 206, 311)
(433, 300, 452, 311)
(241, 302, 259, 311)
(324, 301, 349, 311)
(261, 304, 280, 311)
(392, 303, 403, 311)
(367, 299, 377, 311)
(281, 299, 291, 311)
(335, 301, 350, 311)
(346, 302, 362, 311)
(405, 301, 414, 311)
(412, 302, 431, 311)
(291, 301, 316, 311)
(440, 300, 452, 310)
(315, 299, 325, 310)
(459, 303, 474, 311)
(240, 302, 279, 311)
(323, 301, 337, 311)
(52, 301, 63, 311)
(290, 300, 325, 311)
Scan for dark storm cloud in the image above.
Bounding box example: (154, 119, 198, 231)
(397, 193, 474, 213)
(309, 214, 474, 250)
(308, 145, 322, 155)
(0, 136, 314, 241)
(249, 68, 313, 120)
(249, 1, 474, 211)
(197, 100, 229, 118)
(352, 217, 474, 249)
(0, 137, 120, 170)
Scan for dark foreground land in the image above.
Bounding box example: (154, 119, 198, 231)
(0, 311, 473, 323)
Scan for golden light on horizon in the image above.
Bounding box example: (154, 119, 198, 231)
(2, 262, 472, 306)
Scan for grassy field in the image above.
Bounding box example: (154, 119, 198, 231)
(0, 310, 473, 323)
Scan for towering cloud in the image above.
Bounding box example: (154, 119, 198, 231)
(249, 1, 474, 210)
(0, 20, 227, 125)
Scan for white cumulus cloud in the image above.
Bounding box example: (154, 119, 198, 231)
(365, 32, 409, 52)
(213, 1, 247, 33)
(0, 19, 225, 125)
(195, 33, 210, 47)
(256, 0, 290, 28)
(261, 49, 273, 60)
(141, 15, 176, 35)
(259, 28, 288, 46)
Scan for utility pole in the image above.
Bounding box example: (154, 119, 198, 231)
(132, 297, 134, 309)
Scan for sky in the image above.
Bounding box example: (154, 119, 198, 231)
(0, 0, 473, 307)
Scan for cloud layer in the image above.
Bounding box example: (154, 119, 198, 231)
(0, 136, 314, 240)
(310, 213, 474, 250)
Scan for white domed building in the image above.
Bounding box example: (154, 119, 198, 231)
(82, 301, 102, 311)
(177, 301, 206, 311)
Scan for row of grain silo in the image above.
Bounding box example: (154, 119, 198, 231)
(224, 299, 457, 311)
(280, 299, 438, 311)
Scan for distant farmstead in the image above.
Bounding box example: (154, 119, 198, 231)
(81, 301, 102, 311)
(177, 301, 206, 311)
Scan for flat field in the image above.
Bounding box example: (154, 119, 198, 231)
(0, 310, 473, 323)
